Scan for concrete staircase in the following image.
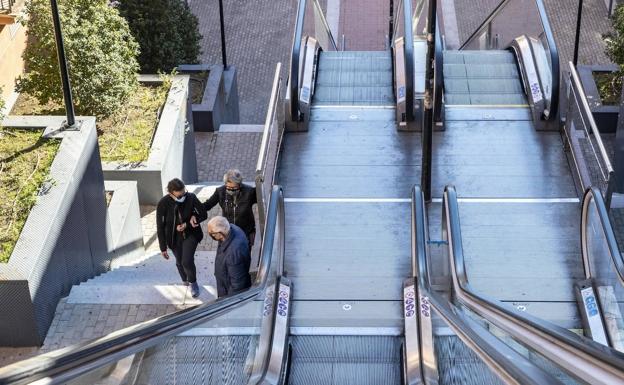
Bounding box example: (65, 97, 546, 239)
(67, 251, 219, 305)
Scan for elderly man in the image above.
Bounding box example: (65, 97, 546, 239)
(208, 216, 252, 297)
(194, 169, 257, 249)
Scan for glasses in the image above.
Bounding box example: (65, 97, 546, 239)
(209, 232, 223, 239)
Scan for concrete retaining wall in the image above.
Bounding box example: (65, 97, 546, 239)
(0, 117, 108, 346)
(103, 75, 198, 205)
(178, 64, 240, 132)
(105, 180, 144, 269)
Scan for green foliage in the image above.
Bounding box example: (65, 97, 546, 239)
(98, 73, 173, 163)
(16, 0, 140, 118)
(0, 128, 60, 262)
(606, 5, 624, 69)
(116, 0, 202, 73)
(0, 87, 5, 123)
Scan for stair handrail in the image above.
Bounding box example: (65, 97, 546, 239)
(458, 0, 559, 119)
(441, 185, 624, 384)
(0, 186, 287, 385)
(256, 63, 283, 236)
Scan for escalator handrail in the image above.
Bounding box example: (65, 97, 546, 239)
(411, 185, 564, 385)
(412, 185, 429, 286)
(421, 286, 565, 385)
(433, 19, 444, 123)
(0, 186, 286, 385)
(289, 0, 306, 122)
(442, 185, 624, 380)
(582, 187, 624, 284)
(403, 0, 414, 121)
(391, 0, 415, 122)
(289, 0, 337, 122)
(458, 0, 559, 119)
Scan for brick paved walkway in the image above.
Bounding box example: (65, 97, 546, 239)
(189, 0, 296, 124)
(453, 0, 613, 65)
(339, 0, 390, 50)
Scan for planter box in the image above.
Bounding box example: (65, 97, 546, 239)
(178, 64, 240, 132)
(0, 116, 109, 346)
(578, 65, 620, 134)
(105, 180, 144, 268)
(102, 75, 198, 205)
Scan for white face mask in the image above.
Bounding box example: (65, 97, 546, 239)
(173, 193, 186, 203)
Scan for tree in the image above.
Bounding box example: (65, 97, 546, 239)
(606, 5, 624, 69)
(0, 87, 5, 123)
(116, 0, 202, 74)
(16, 0, 140, 118)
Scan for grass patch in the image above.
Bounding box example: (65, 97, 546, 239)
(11, 77, 171, 164)
(0, 127, 60, 263)
(594, 71, 622, 105)
(189, 71, 209, 104)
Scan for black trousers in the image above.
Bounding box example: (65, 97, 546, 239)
(173, 236, 199, 283)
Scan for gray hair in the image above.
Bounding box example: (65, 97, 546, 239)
(208, 216, 231, 235)
(223, 169, 243, 185)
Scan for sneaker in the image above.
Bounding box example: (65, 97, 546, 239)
(191, 282, 200, 298)
(183, 281, 189, 286)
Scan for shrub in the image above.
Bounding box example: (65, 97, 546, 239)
(16, 0, 140, 118)
(116, 0, 202, 73)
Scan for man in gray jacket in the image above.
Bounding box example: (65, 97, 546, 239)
(207, 216, 252, 297)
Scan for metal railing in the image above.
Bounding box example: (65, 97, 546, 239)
(0, 186, 287, 385)
(390, 0, 415, 123)
(0, 0, 14, 13)
(288, 0, 337, 123)
(256, 63, 283, 236)
(436, 185, 624, 384)
(564, 62, 616, 207)
(459, 0, 559, 119)
(581, 187, 624, 351)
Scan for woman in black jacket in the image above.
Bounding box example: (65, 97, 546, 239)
(156, 178, 207, 298)
(195, 169, 257, 249)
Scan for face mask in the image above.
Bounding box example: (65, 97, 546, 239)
(226, 188, 239, 196)
(173, 193, 186, 203)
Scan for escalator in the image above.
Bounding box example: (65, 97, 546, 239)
(441, 0, 558, 130)
(411, 185, 624, 384)
(4, 1, 624, 385)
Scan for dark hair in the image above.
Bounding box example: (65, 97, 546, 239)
(167, 178, 185, 193)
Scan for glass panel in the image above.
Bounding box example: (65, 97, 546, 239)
(586, 197, 624, 352)
(462, 0, 543, 51)
(312, 0, 336, 51)
(457, 306, 582, 384)
(430, 306, 505, 385)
